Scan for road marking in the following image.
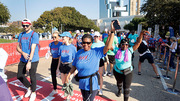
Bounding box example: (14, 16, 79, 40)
(155, 64, 168, 90)
(40, 75, 52, 82)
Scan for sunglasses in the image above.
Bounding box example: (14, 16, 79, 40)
(94, 36, 99, 37)
(22, 25, 30, 28)
(52, 36, 56, 39)
(82, 41, 91, 45)
(121, 43, 129, 46)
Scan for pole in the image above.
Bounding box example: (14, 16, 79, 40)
(51, 22, 53, 34)
(61, 24, 62, 34)
(163, 52, 171, 79)
(24, 0, 27, 18)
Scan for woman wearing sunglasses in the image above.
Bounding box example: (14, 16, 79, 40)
(113, 31, 146, 101)
(49, 31, 63, 95)
(65, 22, 115, 101)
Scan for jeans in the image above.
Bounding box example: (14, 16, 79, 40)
(163, 51, 169, 65)
(17, 61, 39, 92)
(50, 59, 59, 90)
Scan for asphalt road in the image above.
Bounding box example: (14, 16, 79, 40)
(5, 51, 180, 101)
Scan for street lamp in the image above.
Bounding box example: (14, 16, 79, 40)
(24, 0, 27, 18)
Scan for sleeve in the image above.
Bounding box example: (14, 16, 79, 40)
(49, 42, 52, 48)
(18, 33, 22, 42)
(58, 46, 62, 56)
(95, 46, 106, 58)
(113, 47, 119, 54)
(128, 34, 131, 39)
(72, 52, 78, 66)
(32, 32, 39, 44)
(72, 46, 77, 60)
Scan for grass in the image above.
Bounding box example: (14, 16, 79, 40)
(0, 38, 17, 43)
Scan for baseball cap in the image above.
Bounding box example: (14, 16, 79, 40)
(22, 18, 31, 25)
(94, 31, 100, 36)
(105, 28, 108, 32)
(170, 36, 177, 41)
(76, 30, 80, 33)
(60, 32, 72, 38)
(81, 30, 84, 32)
(91, 29, 94, 32)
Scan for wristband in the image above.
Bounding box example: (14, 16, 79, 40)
(28, 60, 32, 62)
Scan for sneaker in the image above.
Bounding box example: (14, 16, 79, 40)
(98, 89, 103, 95)
(103, 71, 108, 77)
(116, 89, 121, 97)
(107, 72, 112, 76)
(29, 93, 36, 101)
(24, 89, 31, 98)
(138, 72, 141, 75)
(156, 75, 160, 79)
(50, 90, 58, 96)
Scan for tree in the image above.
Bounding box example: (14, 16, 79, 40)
(141, 0, 180, 33)
(0, 2, 11, 24)
(34, 6, 99, 33)
(124, 17, 147, 31)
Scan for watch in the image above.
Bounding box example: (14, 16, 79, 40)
(28, 60, 32, 62)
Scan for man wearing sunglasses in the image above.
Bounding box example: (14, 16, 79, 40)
(16, 18, 39, 101)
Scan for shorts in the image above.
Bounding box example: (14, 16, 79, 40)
(108, 55, 115, 64)
(104, 56, 107, 62)
(59, 63, 72, 74)
(149, 47, 155, 52)
(139, 53, 154, 64)
(99, 59, 104, 67)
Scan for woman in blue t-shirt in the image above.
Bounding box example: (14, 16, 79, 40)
(49, 31, 62, 95)
(57, 32, 76, 85)
(113, 31, 145, 101)
(65, 22, 115, 101)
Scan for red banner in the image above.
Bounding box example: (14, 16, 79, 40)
(0, 39, 62, 66)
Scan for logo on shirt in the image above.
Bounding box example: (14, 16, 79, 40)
(78, 55, 88, 60)
(22, 37, 29, 40)
(62, 50, 69, 53)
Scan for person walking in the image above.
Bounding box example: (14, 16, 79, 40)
(16, 18, 39, 101)
(137, 33, 160, 78)
(91, 31, 105, 95)
(65, 22, 115, 101)
(49, 31, 63, 95)
(113, 31, 145, 101)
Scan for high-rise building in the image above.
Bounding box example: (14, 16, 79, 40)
(99, 0, 140, 19)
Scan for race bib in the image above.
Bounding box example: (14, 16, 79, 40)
(131, 39, 135, 43)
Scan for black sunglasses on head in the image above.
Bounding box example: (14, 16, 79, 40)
(22, 25, 30, 28)
(82, 41, 91, 45)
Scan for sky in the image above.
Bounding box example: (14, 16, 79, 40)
(1, 0, 145, 22)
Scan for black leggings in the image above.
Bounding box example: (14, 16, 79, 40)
(113, 69, 133, 101)
(80, 89, 98, 101)
(17, 61, 39, 92)
(50, 59, 59, 90)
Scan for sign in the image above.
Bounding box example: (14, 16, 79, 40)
(169, 26, 174, 37)
(8, 77, 115, 101)
(137, 24, 142, 36)
(154, 24, 159, 39)
(148, 28, 152, 35)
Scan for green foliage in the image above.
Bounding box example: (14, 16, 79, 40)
(124, 17, 147, 31)
(141, 0, 180, 32)
(0, 38, 17, 43)
(34, 6, 99, 33)
(0, 2, 11, 24)
(5, 24, 23, 34)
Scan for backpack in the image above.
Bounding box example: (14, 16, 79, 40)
(138, 41, 148, 54)
(19, 31, 40, 51)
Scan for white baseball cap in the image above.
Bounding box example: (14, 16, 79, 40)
(94, 31, 100, 36)
(91, 29, 94, 32)
(105, 28, 108, 32)
(81, 30, 84, 32)
(22, 18, 31, 25)
(76, 30, 80, 33)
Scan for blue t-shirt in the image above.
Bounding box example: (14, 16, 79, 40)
(72, 47, 106, 90)
(148, 38, 156, 48)
(18, 31, 39, 62)
(113, 47, 134, 74)
(102, 33, 108, 41)
(58, 44, 76, 63)
(49, 42, 62, 58)
(128, 34, 139, 46)
(117, 36, 124, 44)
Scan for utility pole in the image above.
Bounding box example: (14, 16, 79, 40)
(51, 22, 53, 34)
(61, 24, 63, 34)
(24, 0, 27, 18)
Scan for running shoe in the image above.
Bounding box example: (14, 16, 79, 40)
(138, 72, 141, 75)
(107, 72, 112, 76)
(98, 89, 103, 95)
(156, 75, 160, 79)
(29, 93, 36, 101)
(24, 89, 31, 98)
(103, 71, 108, 77)
(116, 89, 121, 97)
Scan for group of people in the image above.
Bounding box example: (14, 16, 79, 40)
(16, 18, 169, 101)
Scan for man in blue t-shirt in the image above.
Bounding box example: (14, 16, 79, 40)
(16, 18, 39, 101)
(102, 28, 108, 41)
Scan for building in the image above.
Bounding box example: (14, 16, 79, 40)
(97, 0, 142, 32)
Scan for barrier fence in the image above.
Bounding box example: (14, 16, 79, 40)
(0, 39, 62, 66)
